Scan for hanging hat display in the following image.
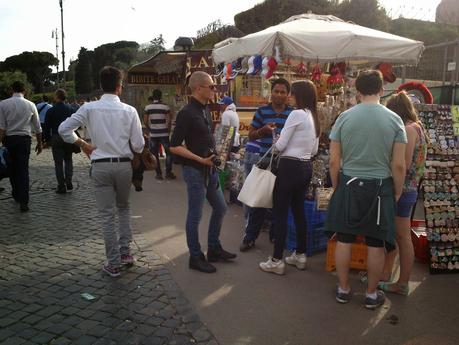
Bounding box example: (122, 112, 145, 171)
(251, 55, 263, 75)
(226, 63, 233, 80)
(265, 58, 278, 79)
(240, 56, 249, 74)
(377, 63, 397, 83)
(233, 58, 243, 72)
(311, 64, 322, 84)
(214, 63, 225, 77)
(261, 57, 270, 78)
(247, 56, 256, 75)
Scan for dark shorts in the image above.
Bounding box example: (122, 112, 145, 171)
(396, 191, 418, 218)
(336, 232, 385, 248)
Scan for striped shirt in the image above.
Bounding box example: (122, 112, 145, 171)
(145, 101, 171, 138)
(250, 104, 293, 155)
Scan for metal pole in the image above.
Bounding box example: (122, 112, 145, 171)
(60, 0, 66, 89)
(442, 46, 448, 86)
(54, 28, 60, 88)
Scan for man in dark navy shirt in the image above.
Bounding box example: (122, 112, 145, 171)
(240, 78, 293, 252)
(171, 71, 236, 273)
(43, 89, 76, 193)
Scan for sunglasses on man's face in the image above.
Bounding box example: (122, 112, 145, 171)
(201, 84, 217, 91)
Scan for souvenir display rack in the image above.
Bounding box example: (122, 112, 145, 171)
(417, 104, 459, 274)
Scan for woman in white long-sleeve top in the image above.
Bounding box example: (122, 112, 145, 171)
(260, 80, 320, 275)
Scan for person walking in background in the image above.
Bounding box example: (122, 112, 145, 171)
(218, 96, 240, 152)
(259, 80, 320, 275)
(326, 70, 407, 310)
(144, 89, 176, 180)
(378, 91, 428, 295)
(43, 89, 76, 194)
(0, 81, 43, 212)
(36, 95, 52, 131)
(239, 78, 293, 252)
(170, 71, 236, 273)
(59, 66, 144, 277)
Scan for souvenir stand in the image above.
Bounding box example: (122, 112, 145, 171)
(417, 104, 459, 273)
(212, 13, 425, 258)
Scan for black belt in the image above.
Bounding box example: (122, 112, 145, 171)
(92, 157, 131, 163)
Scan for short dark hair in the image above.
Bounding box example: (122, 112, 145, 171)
(11, 81, 25, 93)
(355, 70, 383, 96)
(271, 78, 290, 94)
(55, 89, 67, 101)
(99, 66, 123, 93)
(152, 89, 162, 101)
(42, 95, 49, 102)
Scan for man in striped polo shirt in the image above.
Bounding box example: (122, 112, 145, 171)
(144, 89, 176, 180)
(240, 78, 293, 251)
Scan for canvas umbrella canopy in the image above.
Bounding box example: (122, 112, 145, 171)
(212, 14, 424, 65)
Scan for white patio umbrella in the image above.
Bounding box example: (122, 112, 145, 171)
(212, 14, 424, 65)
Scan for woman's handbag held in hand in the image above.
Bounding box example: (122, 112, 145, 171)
(237, 146, 276, 208)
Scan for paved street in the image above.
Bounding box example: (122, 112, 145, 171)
(0, 149, 217, 345)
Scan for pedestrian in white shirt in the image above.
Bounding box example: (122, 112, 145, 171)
(59, 66, 145, 277)
(260, 80, 320, 275)
(218, 96, 240, 151)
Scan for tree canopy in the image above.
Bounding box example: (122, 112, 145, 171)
(0, 71, 32, 100)
(0, 51, 58, 93)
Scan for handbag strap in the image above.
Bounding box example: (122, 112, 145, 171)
(256, 145, 275, 169)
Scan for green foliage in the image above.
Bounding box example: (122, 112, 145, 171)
(74, 47, 94, 94)
(390, 18, 459, 46)
(194, 25, 245, 49)
(137, 35, 166, 63)
(336, 0, 389, 31)
(0, 71, 32, 100)
(0, 51, 58, 93)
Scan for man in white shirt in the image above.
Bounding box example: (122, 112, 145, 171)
(59, 66, 144, 277)
(218, 96, 240, 151)
(0, 81, 43, 212)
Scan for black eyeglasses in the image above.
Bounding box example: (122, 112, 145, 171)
(201, 84, 217, 91)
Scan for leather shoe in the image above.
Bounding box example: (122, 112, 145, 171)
(189, 254, 216, 273)
(207, 245, 237, 262)
(20, 203, 29, 212)
(56, 186, 67, 194)
(239, 240, 255, 252)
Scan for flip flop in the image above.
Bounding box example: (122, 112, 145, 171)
(377, 282, 409, 296)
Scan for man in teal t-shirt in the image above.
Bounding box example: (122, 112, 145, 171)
(327, 70, 407, 310)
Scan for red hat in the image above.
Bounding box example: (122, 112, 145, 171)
(377, 63, 396, 83)
(265, 58, 278, 79)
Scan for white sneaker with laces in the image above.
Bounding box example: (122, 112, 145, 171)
(259, 257, 285, 275)
(285, 251, 307, 270)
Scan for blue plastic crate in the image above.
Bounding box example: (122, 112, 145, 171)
(286, 200, 328, 256)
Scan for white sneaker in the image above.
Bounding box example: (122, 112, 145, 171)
(285, 251, 307, 270)
(259, 257, 285, 275)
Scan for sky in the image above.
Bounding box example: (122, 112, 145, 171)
(0, 0, 443, 69)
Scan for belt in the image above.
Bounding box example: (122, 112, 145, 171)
(92, 157, 131, 163)
(281, 156, 310, 162)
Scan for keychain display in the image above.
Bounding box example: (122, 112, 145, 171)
(417, 104, 459, 274)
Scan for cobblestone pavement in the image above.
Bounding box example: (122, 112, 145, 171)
(0, 149, 218, 345)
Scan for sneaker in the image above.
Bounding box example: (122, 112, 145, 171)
(56, 186, 67, 194)
(165, 172, 176, 180)
(207, 245, 237, 262)
(335, 287, 351, 304)
(259, 257, 285, 275)
(239, 240, 255, 252)
(364, 290, 386, 310)
(155, 174, 164, 180)
(121, 254, 135, 265)
(102, 264, 121, 277)
(285, 251, 307, 270)
(189, 254, 217, 273)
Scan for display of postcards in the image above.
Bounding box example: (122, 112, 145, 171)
(213, 124, 235, 170)
(415, 104, 459, 274)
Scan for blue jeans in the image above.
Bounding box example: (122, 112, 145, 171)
(242, 151, 273, 242)
(149, 137, 173, 175)
(182, 165, 227, 257)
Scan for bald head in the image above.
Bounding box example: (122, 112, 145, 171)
(189, 71, 212, 92)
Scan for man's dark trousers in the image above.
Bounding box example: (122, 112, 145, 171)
(150, 137, 173, 175)
(4, 135, 31, 204)
(51, 135, 73, 188)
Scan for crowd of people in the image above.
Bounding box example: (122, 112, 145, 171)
(0, 66, 427, 310)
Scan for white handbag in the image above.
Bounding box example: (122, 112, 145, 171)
(237, 146, 276, 208)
